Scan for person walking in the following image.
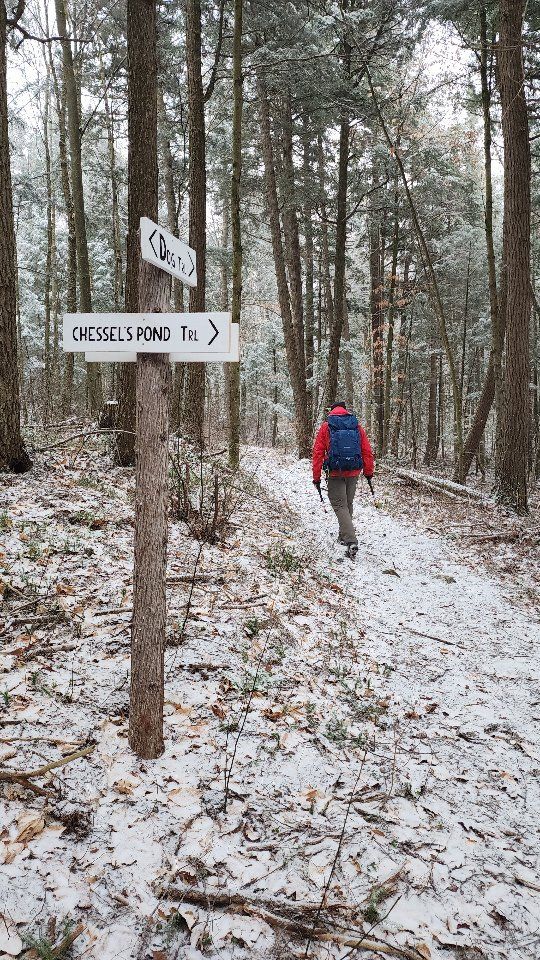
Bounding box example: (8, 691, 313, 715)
(312, 402, 375, 557)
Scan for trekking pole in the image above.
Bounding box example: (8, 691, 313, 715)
(366, 477, 375, 498)
(313, 480, 328, 514)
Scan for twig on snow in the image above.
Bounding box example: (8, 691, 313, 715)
(0, 744, 95, 795)
(304, 751, 368, 956)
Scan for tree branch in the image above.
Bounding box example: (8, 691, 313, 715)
(204, 0, 226, 102)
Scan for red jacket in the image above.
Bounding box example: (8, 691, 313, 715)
(312, 407, 375, 483)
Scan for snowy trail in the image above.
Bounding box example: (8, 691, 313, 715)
(2, 445, 540, 960)
(246, 447, 540, 959)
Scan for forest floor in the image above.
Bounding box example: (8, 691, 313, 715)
(1, 436, 539, 960)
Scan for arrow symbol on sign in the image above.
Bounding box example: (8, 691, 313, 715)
(208, 318, 219, 346)
(149, 229, 159, 258)
(187, 251, 195, 277)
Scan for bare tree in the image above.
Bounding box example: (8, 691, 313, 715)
(494, 0, 531, 512)
(228, 0, 242, 467)
(54, 0, 103, 415)
(183, 0, 207, 441)
(0, 2, 31, 473)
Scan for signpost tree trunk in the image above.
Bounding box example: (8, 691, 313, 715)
(129, 256, 170, 759)
(125, 0, 166, 758)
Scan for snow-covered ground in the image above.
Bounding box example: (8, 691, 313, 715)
(1, 443, 539, 960)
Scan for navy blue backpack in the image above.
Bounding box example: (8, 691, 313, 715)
(324, 413, 363, 473)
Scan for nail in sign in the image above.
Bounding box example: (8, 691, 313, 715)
(140, 217, 197, 287)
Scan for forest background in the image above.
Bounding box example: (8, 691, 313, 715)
(1, 0, 539, 515)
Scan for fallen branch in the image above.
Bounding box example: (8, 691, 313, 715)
(402, 626, 466, 649)
(0, 744, 95, 792)
(462, 530, 521, 543)
(33, 429, 136, 452)
(166, 886, 349, 918)
(164, 887, 424, 959)
(51, 921, 85, 957)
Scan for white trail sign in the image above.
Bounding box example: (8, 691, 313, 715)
(140, 216, 197, 287)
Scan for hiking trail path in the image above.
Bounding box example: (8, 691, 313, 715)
(1, 444, 539, 960)
(245, 447, 540, 960)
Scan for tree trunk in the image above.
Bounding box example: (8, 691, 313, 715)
(126, 0, 171, 760)
(43, 70, 53, 423)
(183, 0, 207, 442)
(390, 313, 412, 457)
(271, 335, 278, 447)
(317, 133, 335, 341)
(54, 0, 102, 416)
(280, 91, 307, 398)
(342, 292, 354, 412)
(130, 261, 170, 760)
(158, 84, 185, 430)
(302, 114, 315, 424)
(423, 341, 438, 465)
(494, 0, 531, 512)
(325, 104, 350, 405)
(228, 0, 242, 467)
(49, 48, 77, 417)
(369, 213, 384, 454)
(101, 54, 123, 313)
(116, 0, 160, 466)
(0, 4, 31, 472)
(455, 8, 502, 483)
(383, 191, 399, 452)
(257, 76, 310, 458)
(367, 69, 463, 473)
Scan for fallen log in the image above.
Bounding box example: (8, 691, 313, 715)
(383, 466, 489, 503)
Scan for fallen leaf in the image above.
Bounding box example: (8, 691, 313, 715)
(5, 841, 24, 863)
(56, 583, 75, 596)
(89, 518, 108, 530)
(16, 812, 45, 844)
(113, 779, 135, 795)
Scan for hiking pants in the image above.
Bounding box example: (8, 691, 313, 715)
(327, 476, 358, 545)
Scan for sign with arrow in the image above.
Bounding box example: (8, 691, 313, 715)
(140, 216, 197, 287)
(84, 324, 240, 364)
(63, 311, 230, 355)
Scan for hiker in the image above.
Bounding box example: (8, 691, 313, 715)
(312, 403, 375, 556)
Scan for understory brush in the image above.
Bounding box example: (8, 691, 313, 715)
(169, 439, 248, 543)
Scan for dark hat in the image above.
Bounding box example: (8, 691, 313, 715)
(329, 401, 346, 411)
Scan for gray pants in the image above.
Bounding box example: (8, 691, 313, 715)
(327, 476, 358, 545)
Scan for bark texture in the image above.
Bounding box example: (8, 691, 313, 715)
(116, 0, 159, 465)
(228, 0, 242, 467)
(325, 108, 350, 405)
(184, 0, 207, 442)
(455, 9, 502, 483)
(369, 214, 384, 453)
(129, 259, 171, 760)
(0, 4, 31, 472)
(258, 76, 311, 458)
(49, 49, 76, 416)
(494, 0, 531, 512)
(54, 0, 102, 415)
